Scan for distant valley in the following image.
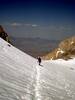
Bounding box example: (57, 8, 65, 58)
(10, 37, 60, 57)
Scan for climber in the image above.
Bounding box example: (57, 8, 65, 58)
(37, 56, 42, 65)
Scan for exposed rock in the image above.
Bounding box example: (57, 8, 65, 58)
(43, 36, 75, 60)
(0, 25, 11, 43)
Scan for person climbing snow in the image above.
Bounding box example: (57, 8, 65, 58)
(37, 56, 42, 65)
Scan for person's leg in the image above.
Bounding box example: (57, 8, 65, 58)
(39, 62, 40, 65)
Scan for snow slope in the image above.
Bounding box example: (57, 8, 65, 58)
(0, 38, 75, 100)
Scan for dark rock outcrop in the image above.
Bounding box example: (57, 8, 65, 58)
(0, 25, 11, 43)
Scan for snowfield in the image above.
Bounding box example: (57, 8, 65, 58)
(0, 38, 75, 100)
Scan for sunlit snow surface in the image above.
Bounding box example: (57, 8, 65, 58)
(0, 38, 75, 100)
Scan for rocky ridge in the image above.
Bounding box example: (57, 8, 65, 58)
(43, 36, 75, 60)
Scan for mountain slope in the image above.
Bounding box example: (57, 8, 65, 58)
(39, 60, 75, 100)
(44, 36, 75, 60)
(0, 38, 37, 100)
(0, 38, 75, 100)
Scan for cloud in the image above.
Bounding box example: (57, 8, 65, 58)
(3, 22, 22, 26)
(4, 22, 39, 27)
(10, 23, 22, 26)
(24, 24, 39, 27)
(31, 24, 38, 27)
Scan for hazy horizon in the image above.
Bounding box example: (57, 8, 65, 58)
(0, 0, 75, 40)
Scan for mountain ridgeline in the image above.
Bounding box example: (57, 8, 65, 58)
(44, 36, 75, 60)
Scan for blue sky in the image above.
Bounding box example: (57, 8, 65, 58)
(0, 0, 75, 40)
